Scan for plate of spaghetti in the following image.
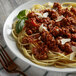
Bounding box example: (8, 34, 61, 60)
(3, 0, 76, 72)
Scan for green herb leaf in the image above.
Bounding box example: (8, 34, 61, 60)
(17, 10, 26, 19)
(16, 17, 28, 33)
(16, 9, 28, 33)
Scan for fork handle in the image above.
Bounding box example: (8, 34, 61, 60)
(14, 70, 27, 76)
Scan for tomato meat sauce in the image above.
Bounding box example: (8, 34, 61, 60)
(22, 2, 76, 60)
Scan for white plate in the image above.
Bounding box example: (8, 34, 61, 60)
(3, 0, 76, 72)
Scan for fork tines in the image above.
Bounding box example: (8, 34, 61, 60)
(0, 44, 12, 67)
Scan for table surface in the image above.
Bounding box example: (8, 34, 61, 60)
(0, 0, 74, 76)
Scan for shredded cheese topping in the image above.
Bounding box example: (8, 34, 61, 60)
(60, 38, 71, 45)
(56, 15, 64, 22)
(39, 24, 47, 32)
(35, 12, 49, 18)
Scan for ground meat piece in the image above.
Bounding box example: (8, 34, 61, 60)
(41, 31, 55, 44)
(43, 9, 51, 13)
(56, 37, 62, 44)
(32, 27, 39, 33)
(56, 37, 65, 52)
(58, 41, 72, 54)
(66, 25, 76, 33)
(26, 26, 39, 35)
(54, 22, 61, 27)
(58, 8, 65, 15)
(25, 18, 40, 34)
(58, 42, 72, 54)
(22, 37, 29, 44)
(68, 17, 76, 25)
(64, 42, 72, 54)
(22, 36, 33, 44)
(42, 9, 59, 20)
(71, 8, 76, 16)
(26, 29, 33, 35)
(41, 31, 54, 42)
(25, 18, 38, 27)
(59, 44, 65, 52)
(37, 41, 44, 46)
(53, 2, 61, 10)
(51, 26, 61, 37)
(62, 8, 73, 17)
(53, 2, 63, 15)
(49, 10, 59, 20)
(47, 20, 55, 30)
(48, 25, 54, 32)
(71, 34, 76, 41)
(32, 45, 48, 60)
(60, 27, 71, 38)
(27, 12, 37, 18)
(50, 44, 62, 52)
(60, 18, 69, 26)
(36, 17, 51, 24)
(30, 18, 40, 27)
(71, 41, 76, 46)
(60, 17, 76, 26)
(46, 38, 62, 53)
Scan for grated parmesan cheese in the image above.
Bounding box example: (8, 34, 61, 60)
(39, 24, 47, 32)
(43, 12, 49, 18)
(35, 12, 49, 18)
(56, 15, 64, 22)
(60, 38, 71, 45)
